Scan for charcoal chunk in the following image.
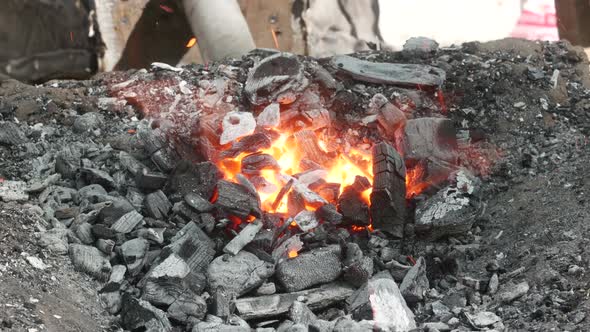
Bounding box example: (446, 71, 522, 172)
(144, 190, 172, 219)
(0, 121, 27, 145)
(215, 180, 261, 219)
(135, 168, 168, 191)
(170, 161, 221, 199)
(167, 294, 207, 324)
(315, 204, 342, 224)
(399, 256, 429, 303)
(120, 238, 149, 276)
(276, 245, 342, 292)
(69, 244, 112, 280)
(73, 112, 103, 133)
(120, 294, 172, 332)
(111, 210, 144, 233)
(81, 168, 115, 190)
(184, 193, 214, 213)
(55, 146, 82, 179)
(207, 251, 275, 296)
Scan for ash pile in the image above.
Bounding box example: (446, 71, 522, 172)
(1, 37, 590, 332)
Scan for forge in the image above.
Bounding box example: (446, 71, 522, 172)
(2, 38, 589, 332)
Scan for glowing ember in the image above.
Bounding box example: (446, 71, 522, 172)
(186, 37, 197, 48)
(159, 4, 174, 13)
(288, 250, 298, 259)
(406, 164, 429, 198)
(270, 28, 280, 49)
(217, 130, 373, 217)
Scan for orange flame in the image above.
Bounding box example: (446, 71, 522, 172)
(288, 250, 298, 258)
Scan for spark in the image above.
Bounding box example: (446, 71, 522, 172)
(270, 28, 279, 49)
(186, 37, 197, 48)
(159, 5, 174, 13)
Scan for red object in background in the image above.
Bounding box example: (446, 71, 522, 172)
(510, 0, 559, 41)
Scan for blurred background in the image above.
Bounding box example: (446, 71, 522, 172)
(1, 0, 585, 83)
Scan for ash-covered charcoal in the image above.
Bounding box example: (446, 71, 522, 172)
(399, 256, 429, 304)
(120, 294, 172, 332)
(134, 228, 165, 244)
(287, 190, 305, 215)
(329, 55, 446, 87)
(234, 283, 354, 320)
(338, 186, 370, 226)
(98, 197, 135, 226)
(257, 103, 280, 128)
(169, 161, 221, 200)
(370, 142, 406, 238)
(315, 204, 343, 224)
(141, 253, 195, 307)
(81, 167, 116, 191)
(119, 238, 149, 276)
(151, 147, 179, 173)
(0, 121, 28, 145)
(220, 132, 273, 158)
(289, 300, 319, 328)
(292, 181, 328, 208)
(184, 193, 214, 213)
(220, 111, 257, 145)
(215, 180, 262, 219)
(223, 220, 263, 255)
(111, 210, 143, 234)
(276, 244, 342, 292)
(245, 52, 309, 105)
(347, 271, 416, 331)
(403, 118, 458, 164)
(73, 222, 95, 245)
(119, 151, 146, 176)
(377, 102, 407, 140)
(165, 222, 215, 273)
(249, 176, 277, 194)
(144, 190, 172, 219)
(69, 244, 112, 280)
(192, 315, 250, 331)
(95, 239, 115, 255)
(241, 153, 280, 174)
(207, 251, 275, 297)
(55, 146, 82, 179)
(293, 210, 319, 232)
(166, 293, 207, 325)
(342, 243, 374, 287)
(414, 169, 480, 239)
(135, 168, 168, 191)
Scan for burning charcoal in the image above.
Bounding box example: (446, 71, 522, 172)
(315, 204, 342, 224)
(295, 169, 327, 187)
(293, 210, 319, 232)
(184, 193, 214, 213)
(215, 180, 262, 219)
(120, 294, 172, 332)
(224, 220, 263, 255)
(377, 103, 406, 140)
(96, 239, 115, 255)
(170, 161, 221, 200)
(69, 244, 112, 280)
(351, 175, 371, 192)
(338, 186, 370, 226)
(276, 245, 342, 292)
(235, 174, 258, 197)
(120, 238, 149, 276)
(165, 222, 215, 273)
(141, 253, 191, 306)
(220, 111, 256, 145)
(272, 234, 303, 262)
(73, 112, 103, 133)
(287, 191, 305, 215)
(135, 168, 168, 191)
(370, 142, 406, 238)
(81, 167, 116, 190)
(293, 130, 331, 165)
(234, 283, 354, 320)
(241, 153, 280, 174)
(330, 55, 445, 87)
(249, 176, 277, 194)
(220, 132, 273, 159)
(111, 210, 143, 234)
(347, 271, 416, 331)
(342, 243, 374, 287)
(403, 118, 458, 163)
(313, 182, 341, 203)
(98, 197, 135, 226)
(167, 293, 207, 325)
(301, 108, 331, 131)
(55, 146, 82, 179)
(37, 228, 69, 255)
(399, 256, 429, 304)
(207, 251, 275, 296)
(299, 159, 322, 172)
(0, 121, 27, 145)
(144, 190, 172, 219)
(257, 103, 280, 128)
(293, 182, 327, 208)
(272, 179, 294, 211)
(245, 52, 309, 105)
(414, 170, 479, 239)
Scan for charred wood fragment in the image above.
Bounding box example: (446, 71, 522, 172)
(370, 142, 406, 238)
(215, 180, 262, 219)
(338, 186, 370, 226)
(241, 153, 280, 175)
